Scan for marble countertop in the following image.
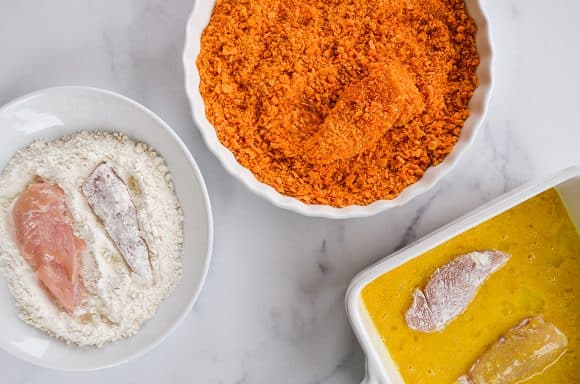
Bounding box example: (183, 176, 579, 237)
(1, 0, 579, 382)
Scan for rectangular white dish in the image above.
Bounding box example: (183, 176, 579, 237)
(345, 166, 580, 384)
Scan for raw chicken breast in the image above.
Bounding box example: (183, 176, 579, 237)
(458, 316, 568, 384)
(82, 163, 151, 280)
(406, 250, 510, 332)
(12, 183, 85, 313)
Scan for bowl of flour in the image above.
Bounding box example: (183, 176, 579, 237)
(0, 87, 213, 370)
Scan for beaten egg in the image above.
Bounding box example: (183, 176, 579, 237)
(362, 189, 580, 383)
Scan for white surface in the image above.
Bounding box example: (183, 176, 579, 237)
(346, 166, 580, 384)
(0, 0, 578, 382)
(0, 87, 213, 370)
(183, 0, 493, 218)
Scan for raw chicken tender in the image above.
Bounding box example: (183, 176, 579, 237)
(82, 163, 152, 280)
(458, 316, 568, 384)
(405, 250, 509, 332)
(12, 183, 85, 313)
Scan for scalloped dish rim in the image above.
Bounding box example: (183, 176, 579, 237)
(183, 0, 494, 218)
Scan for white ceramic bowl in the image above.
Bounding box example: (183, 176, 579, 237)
(183, 0, 494, 218)
(345, 166, 580, 383)
(0, 87, 213, 371)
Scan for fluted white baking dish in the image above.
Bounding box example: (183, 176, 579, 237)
(183, 0, 494, 218)
(345, 166, 580, 383)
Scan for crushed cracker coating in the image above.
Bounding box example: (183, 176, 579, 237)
(197, 0, 479, 207)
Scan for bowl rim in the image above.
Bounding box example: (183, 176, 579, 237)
(183, 0, 495, 219)
(344, 165, 580, 383)
(0, 86, 214, 371)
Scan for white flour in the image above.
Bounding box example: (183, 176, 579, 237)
(0, 131, 183, 346)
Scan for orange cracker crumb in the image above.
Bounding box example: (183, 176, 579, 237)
(197, 0, 479, 207)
